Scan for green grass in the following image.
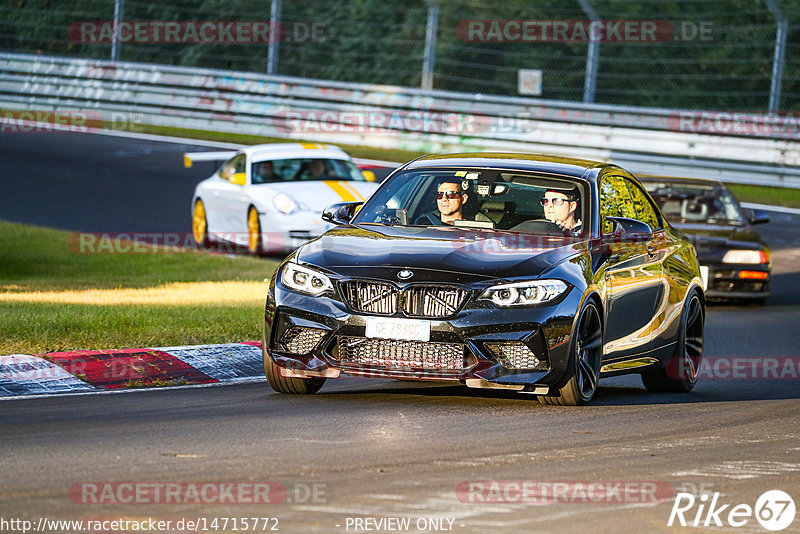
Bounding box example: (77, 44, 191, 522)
(2, 301, 268, 355)
(726, 183, 800, 209)
(0, 220, 280, 354)
(1, 220, 276, 291)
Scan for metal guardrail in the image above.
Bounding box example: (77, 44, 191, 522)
(2, 52, 799, 188)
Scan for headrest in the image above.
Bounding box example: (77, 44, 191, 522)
(681, 199, 708, 220)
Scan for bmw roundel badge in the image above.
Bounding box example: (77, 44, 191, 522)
(397, 270, 414, 280)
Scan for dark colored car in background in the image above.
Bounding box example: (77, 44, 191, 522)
(262, 154, 706, 405)
(638, 176, 771, 304)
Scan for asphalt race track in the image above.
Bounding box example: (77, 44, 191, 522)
(0, 132, 223, 233)
(1, 131, 799, 533)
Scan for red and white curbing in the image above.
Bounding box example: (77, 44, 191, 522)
(0, 342, 264, 398)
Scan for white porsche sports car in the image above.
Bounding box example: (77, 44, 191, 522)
(187, 143, 379, 255)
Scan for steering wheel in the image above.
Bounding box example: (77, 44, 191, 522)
(509, 219, 567, 234)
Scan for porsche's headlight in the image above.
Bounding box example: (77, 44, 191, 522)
(281, 262, 333, 295)
(722, 249, 768, 264)
(273, 193, 297, 215)
(479, 280, 568, 307)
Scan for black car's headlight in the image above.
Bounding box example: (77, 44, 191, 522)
(280, 262, 334, 296)
(479, 280, 568, 307)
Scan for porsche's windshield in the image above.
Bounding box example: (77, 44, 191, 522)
(353, 169, 588, 235)
(250, 158, 365, 184)
(642, 181, 745, 225)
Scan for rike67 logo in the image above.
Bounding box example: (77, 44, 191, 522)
(668, 490, 796, 531)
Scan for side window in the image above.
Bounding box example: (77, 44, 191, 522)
(219, 154, 246, 183)
(624, 179, 662, 230)
(599, 175, 636, 234)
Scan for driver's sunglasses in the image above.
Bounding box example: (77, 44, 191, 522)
(541, 197, 569, 206)
(437, 191, 462, 200)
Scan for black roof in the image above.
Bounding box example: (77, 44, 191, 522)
(404, 152, 615, 180)
(636, 174, 724, 187)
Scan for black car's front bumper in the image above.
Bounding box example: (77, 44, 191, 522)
(702, 263, 770, 299)
(263, 277, 583, 390)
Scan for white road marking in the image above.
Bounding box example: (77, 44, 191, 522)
(673, 460, 800, 480)
(88, 128, 399, 167)
(741, 202, 800, 216)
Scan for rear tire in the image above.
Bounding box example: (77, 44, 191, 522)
(539, 301, 603, 406)
(262, 324, 325, 395)
(642, 290, 704, 393)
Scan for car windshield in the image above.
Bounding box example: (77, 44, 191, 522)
(641, 181, 745, 225)
(251, 158, 365, 184)
(352, 169, 588, 235)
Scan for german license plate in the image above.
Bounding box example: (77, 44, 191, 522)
(700, 266, 709, 290)
(365, 317, 430, 342)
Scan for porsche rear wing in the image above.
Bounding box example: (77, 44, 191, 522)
(183, 151, 238, 168)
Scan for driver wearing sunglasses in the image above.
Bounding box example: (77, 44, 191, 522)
(542, 188, 582, 233)
(415, 180, 469, 226)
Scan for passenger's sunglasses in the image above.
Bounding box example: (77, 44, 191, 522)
(436, 191, 462, 200)
(540, 197, 570, 206)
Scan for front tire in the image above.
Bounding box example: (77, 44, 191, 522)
(262, 324, 325, 395)
(247, 207, 263, 255)
(539, 301, 603, 406)
(642, 290, 704, 393)
(192, 199, 209, 248)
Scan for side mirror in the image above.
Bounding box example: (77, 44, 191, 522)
(604, 216, 653, 242)
(322, 201, 362, 225)
(230, 172, 247, 186)
(747, 208, 770, 225)
(362, 170, 376, 183)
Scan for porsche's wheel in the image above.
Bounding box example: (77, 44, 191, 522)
(642, 290, 704, 393)
(247, 207, 262, 255)
(262, 324, 325, 395)
(192, 199, 209, 248)
(539, 301, 603, 406)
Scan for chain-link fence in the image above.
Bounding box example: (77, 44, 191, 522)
(2, 0, 798, 112)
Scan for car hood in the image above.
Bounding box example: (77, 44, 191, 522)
(248, 180, 378, 212)
(671, 222, 765, 261)
(295, 225, 586, 281)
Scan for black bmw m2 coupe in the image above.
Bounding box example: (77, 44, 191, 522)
(261, 153, 705, 405)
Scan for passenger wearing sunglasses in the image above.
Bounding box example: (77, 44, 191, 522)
(542, 188, 582, 234)
(415, 180, 469, 226)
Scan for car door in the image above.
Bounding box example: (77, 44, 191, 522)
(600, 174, 664, 360)
(624, 176, 672, 349)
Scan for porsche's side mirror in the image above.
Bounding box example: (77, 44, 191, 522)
(322, 202, 362, 225)
(747, 208, 770, 225)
